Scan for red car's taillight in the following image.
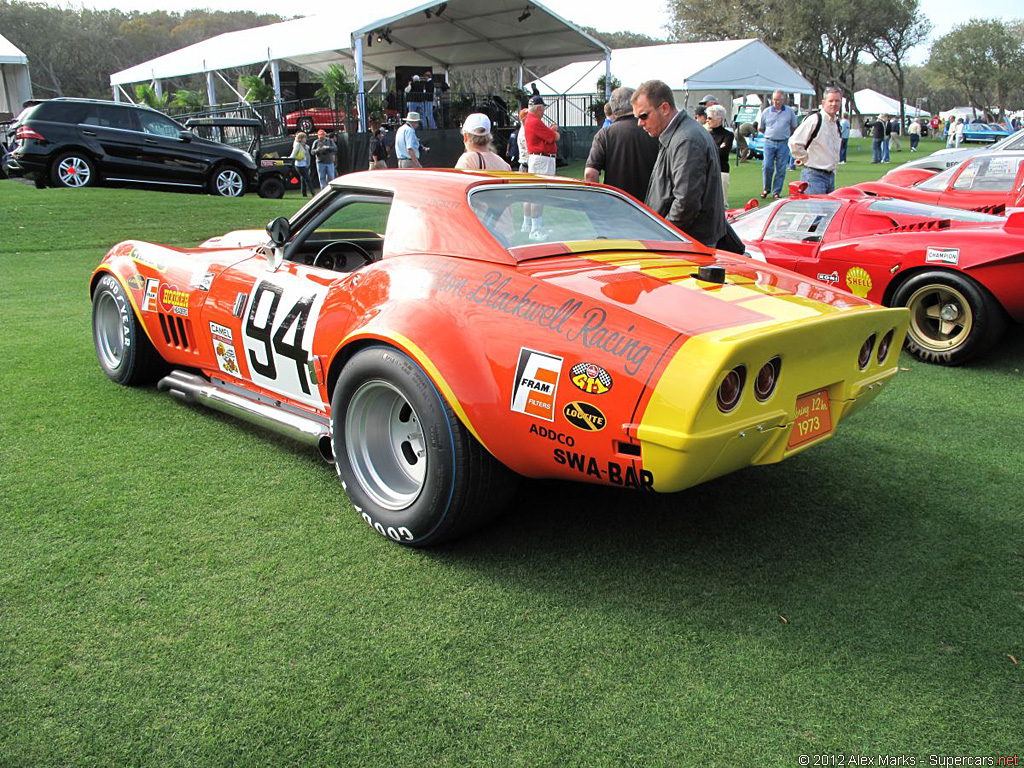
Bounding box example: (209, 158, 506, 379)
(15, 126, 45, 141)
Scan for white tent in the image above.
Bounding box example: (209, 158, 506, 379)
(109, 0, 610, 130)
(853, 89, 930, 119)
(528, 39, 815, 122)
(1, 32, 33, 117)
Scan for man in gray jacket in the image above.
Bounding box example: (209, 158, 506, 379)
(631, 79, 726, 248)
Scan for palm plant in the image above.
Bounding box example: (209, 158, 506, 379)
(239, 75, 275, 104)
(135, 84, 169, 109)
(172, 89, 206, 111)
(315, 64, 355, 110)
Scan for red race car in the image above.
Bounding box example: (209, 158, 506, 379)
(853, 150, 1024, 215)
(90, 170, 907, 546)
(731, 187, 1024, 364)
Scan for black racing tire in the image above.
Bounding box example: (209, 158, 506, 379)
(331, 346, 517, 546)
(259, 175, 285, 199)
(91, 274, 166, 385)
(50, 151, 96, 188)
(296, 116, 315, 134)
(891, 270, 1006, 365)
(208, 165, 246, 197)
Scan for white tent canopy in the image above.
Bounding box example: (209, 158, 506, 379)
(1, 32, 33, 116)
(529, 39, 815, 112)
(109, 0, 610, 129)
(853, 88, 930, 118)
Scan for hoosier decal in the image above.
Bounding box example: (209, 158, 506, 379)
(570, 362, 612, 395)
(511, 348, 562, 421)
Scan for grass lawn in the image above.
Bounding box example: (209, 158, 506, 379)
(1, 142, 1022, 766)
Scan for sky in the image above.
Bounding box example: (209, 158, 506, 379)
(31, 0, 1023, 64)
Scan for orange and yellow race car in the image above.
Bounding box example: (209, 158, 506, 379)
(90, 170, 909, 546)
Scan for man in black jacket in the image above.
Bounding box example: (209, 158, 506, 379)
(584, 86, 659, 201)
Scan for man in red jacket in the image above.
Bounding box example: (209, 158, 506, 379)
(522, 95, 560, 240)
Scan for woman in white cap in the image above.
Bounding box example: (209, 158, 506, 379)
(454, 113, 511, 171)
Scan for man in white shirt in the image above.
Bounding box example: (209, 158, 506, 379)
(789, 86, 842, 194)
(395, 112, 422, 168)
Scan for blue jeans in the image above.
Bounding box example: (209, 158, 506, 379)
(762, 140, 790, 195)
(422, 101, 436, 129)
(839, 138, 848, 162)
(881, 138, 890, 163)
(801, 167, 835, 195)
(317, 162, 335, 187)
(872, 138, 883, 162)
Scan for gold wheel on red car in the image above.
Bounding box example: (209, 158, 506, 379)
(905, 283, 973, 353)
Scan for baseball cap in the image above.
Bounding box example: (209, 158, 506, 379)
(694, 105, 707, 117)
(699, 94, 717, 104)
(528, 95, 546, 106)
(461, 113, 491, 136)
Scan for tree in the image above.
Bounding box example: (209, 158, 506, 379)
(928, 19, 1024, 119)
(865, 0, 931, 129)
(172, 89, 206, 111)
(135, 83, 169, 109)
(315, 64, 355, 110)
(239, 75, 274, 104)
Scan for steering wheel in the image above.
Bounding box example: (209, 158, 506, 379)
(312, 240, 374, 272)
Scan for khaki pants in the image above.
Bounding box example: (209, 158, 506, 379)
(721, 172, 730, 206)
(398, 158, 421, 169)
(370, 160, 388, 170)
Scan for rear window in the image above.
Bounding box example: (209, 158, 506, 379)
(32, 101, 92, 124)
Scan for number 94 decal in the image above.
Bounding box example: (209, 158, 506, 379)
(242, 277, 326, 407)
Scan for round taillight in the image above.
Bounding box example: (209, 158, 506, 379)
(877, 329, 894, 363)
(858, 334, 876, 370)
(716, 366, 745, 413)
(754, 357, 781, 401)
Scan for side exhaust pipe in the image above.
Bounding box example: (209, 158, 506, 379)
(158, 370, 335, 462)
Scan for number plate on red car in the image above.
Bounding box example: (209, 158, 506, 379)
(788, 389, 832, 449)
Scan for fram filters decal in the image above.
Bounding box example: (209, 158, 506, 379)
(926, 247, 960, 265)
(142, 278, 160, 312)
(511, 348, 562, 422)
(570, 362, 612, 395)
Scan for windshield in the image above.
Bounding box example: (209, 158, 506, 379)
(468, 185, 688, 253)
(867, 199, 1003, 222)
(990, 129, 1024, 151)
(730, 200, 785, 241)
(916, 165, 958, 191)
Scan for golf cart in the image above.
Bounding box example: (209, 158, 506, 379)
(184, 117, 296, 199)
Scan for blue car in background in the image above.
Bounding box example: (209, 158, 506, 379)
(962, 123, 1014, 143)
(746, 133, 764, 159)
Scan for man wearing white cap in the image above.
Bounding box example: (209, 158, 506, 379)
(454, 113, 511, 170)
(395, 112, 422, 168)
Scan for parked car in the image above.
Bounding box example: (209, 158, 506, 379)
(285, 106, 348, 134)
(6, 98, 258, 196)
(90, 170, 907, 546)
(853, 150, 1024, 215)
(962, 122, 1014, 144)
(729, 188, 1024, 365)
(890, 127, 1024, 173)
(184, 117, 297, 199)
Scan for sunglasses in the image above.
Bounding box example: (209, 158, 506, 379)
(636, 111, 651, 121)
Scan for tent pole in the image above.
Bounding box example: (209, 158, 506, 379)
(206, 71, 216, 107)
(270, 60, 282, 126)
(604, 52, 611, 99)
(353, 35, 367, 133)
(153, 78, 162, 99)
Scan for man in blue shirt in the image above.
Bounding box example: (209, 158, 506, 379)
(395, 112, 422, 168)
(839, 113, 851, 164)
(757, 90, 798, 199)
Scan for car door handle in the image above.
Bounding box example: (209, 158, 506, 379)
(82, 130, 97, 136)
(145, 139, 158, 145)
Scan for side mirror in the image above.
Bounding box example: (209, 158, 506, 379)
(178, 130, 193, 143)
(267, 216, 291, 246)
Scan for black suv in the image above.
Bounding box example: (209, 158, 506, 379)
(6, 98, 258, 196)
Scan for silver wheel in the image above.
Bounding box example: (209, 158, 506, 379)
(344, 380, 426, 510)
(214, 167, 244, 197)
(56, 155, 92, 187)
(94, 289, 125, 371)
